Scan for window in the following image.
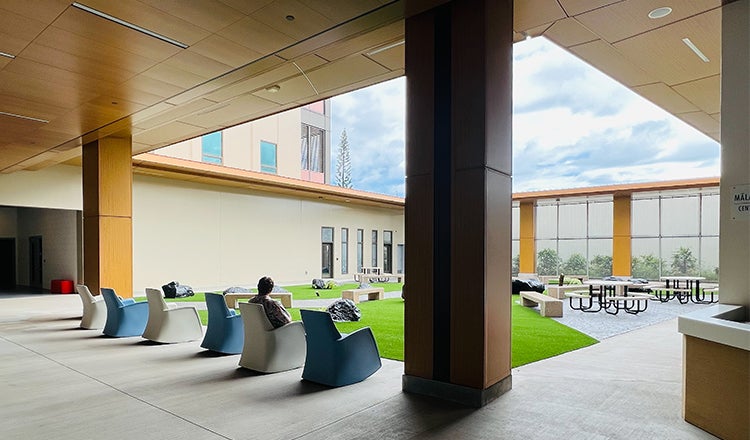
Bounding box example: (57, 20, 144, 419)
(371, 230, 378, 267)
(356, 229, 364, 273)
(201, 132, 222, 164)
(260, 140, 277, 174)
(321, 227, 334, 279)
(341, 228, 349, 274)
(383, 231, 393, 274)
(301, 124, 325, 182)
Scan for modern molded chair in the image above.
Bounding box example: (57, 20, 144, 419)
(200, 293, 244, 354)
(101, 287, 149, 337)
(300, 309, 382, 387)
(142, 288, 203, 343)
(238, 302, 306, 373)
(75, 284, 106, 329)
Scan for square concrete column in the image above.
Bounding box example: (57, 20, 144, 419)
(402, 0, 513, 407)
(82, 135, 133, 297)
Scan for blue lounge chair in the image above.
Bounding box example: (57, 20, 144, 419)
(200, 293, 244, 354)
(300, 309, 382, 387)
(101, 288, 149, 337)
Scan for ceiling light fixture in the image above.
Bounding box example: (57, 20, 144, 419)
(648, 7, 672, 19)
(0, 111, 49, 123)
(285, 15, 295, 21)
(265, 85, 281, 93)
(682, 37, 710, 63)
(71, 2, 188, 49)
(0, 51, 16, 59)
(366, 40, 405, 57)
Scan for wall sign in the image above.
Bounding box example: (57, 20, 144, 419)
(731, 184, 750, 220)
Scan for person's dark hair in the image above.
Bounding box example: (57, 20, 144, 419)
(258, 276, 274, 295)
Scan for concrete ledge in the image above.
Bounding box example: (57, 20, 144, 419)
(402, 374, 512, 408)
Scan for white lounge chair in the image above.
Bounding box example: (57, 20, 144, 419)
(238, 302, 306, 373)
(142, 288, 203, 343)
(75, 284, 106, 329)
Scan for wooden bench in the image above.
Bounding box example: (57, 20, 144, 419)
(224, 292, 292, 308)
(341, 287, 385, 304)
(520, 291, 563, 317)
(354, 273, 404, 283)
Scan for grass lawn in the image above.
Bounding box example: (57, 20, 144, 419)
(198, 294, 598, 368)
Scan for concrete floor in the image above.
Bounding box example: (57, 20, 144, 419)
(0, 294, 717, 440)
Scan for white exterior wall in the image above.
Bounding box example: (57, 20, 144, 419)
(131, 174, 403, 292)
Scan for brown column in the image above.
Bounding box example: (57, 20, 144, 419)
(612, 194, 631, 276)
(519, 201, 536, 273)
(82, 135, 133, 297)
(403, 0, 513, 407)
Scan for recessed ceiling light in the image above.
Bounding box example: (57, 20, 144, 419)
(71, 2, 188, 49)
(648, 7, 672, 19)
(682, 38, 710, 63)
(285, 15, 295, 21)
(265, 85, 281, 93)
(0, 51, 15, 59)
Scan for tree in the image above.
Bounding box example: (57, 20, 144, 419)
(562, 253, 588, 275)
(631, 254, 662, 280)
(335, 129, 353, 188)
(671, 247, 697, 275)
(511, 254, 520, 276)
(589, 255, 612, 278)
(536, 248, 561, 276)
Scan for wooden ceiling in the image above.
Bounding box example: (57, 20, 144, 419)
(0, 0, 727, 174)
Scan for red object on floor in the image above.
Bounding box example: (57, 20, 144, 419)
(51, 279, 74, 294)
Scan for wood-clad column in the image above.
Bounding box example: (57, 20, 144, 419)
(519, 201, 536, 273)
(680, 2, 750, 439)
(612, 194, 631, 276)
(82, 135, 133, 297)
(403, 0, 513, 407)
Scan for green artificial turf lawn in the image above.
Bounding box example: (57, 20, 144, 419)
(198, 294, 598, 368)
(140, 282, 403, 303)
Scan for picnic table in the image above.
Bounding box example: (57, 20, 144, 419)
(566, 279, 651, 315)
(654, 276, 714, 304)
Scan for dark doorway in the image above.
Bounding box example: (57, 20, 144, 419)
(321, 243, 333, 279)
(29, 236, 43, 288)
(0, 238, 16, 289)
(383, 230, 393, 274)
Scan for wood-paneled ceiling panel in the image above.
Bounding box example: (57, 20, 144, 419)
(179, 94, 279, 129)
(79, 0, 212, 46)
(631, 82, 699, 115)
(138, 0, 247, 33)
(305, 55, 390, 95)
(0, 8, 49, 54)
(314, 21, 404, 62)
(543, 17, 598, 48)
(679, 111, 721, 135)
(558, 0, 619, 16)
(569, 39, 655, 87)
(3, 58, 118, 97)
(134, 99, 218, 131)
(252, 75, 317, 105)
(161, 50, 235, 81)
(52, 7, 183, 62)
(366, 43, 405, 71)
(251, 0, 335, 41)
(218, 16, 297, 56)
(0, 70, 97, 110)
(613, 9, 721, 86)
(576, 0, 721, 44)
(514, 0, 567, 33)
(188, 34, 264, 68)
(673, 75, 721, 115)
(216, 0, 275, 16)
(301, 0, 384, 23)
(1, 0, 71, 24)
(134, 120, 206, 146)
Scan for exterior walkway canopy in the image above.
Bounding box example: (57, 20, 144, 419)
(0, 1, 747, 439)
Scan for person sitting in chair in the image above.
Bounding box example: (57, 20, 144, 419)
(249, 276, 292, 328)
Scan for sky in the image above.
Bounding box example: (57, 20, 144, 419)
(330, 36, 721, 197)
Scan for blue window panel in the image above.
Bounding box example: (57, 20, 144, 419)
(261, 140, 277, 174)
(202, 132, 222, 164)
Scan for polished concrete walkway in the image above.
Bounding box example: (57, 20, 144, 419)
(0, 294, 716, 440)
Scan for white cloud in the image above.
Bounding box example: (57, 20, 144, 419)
(330, 37, 720, 197)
